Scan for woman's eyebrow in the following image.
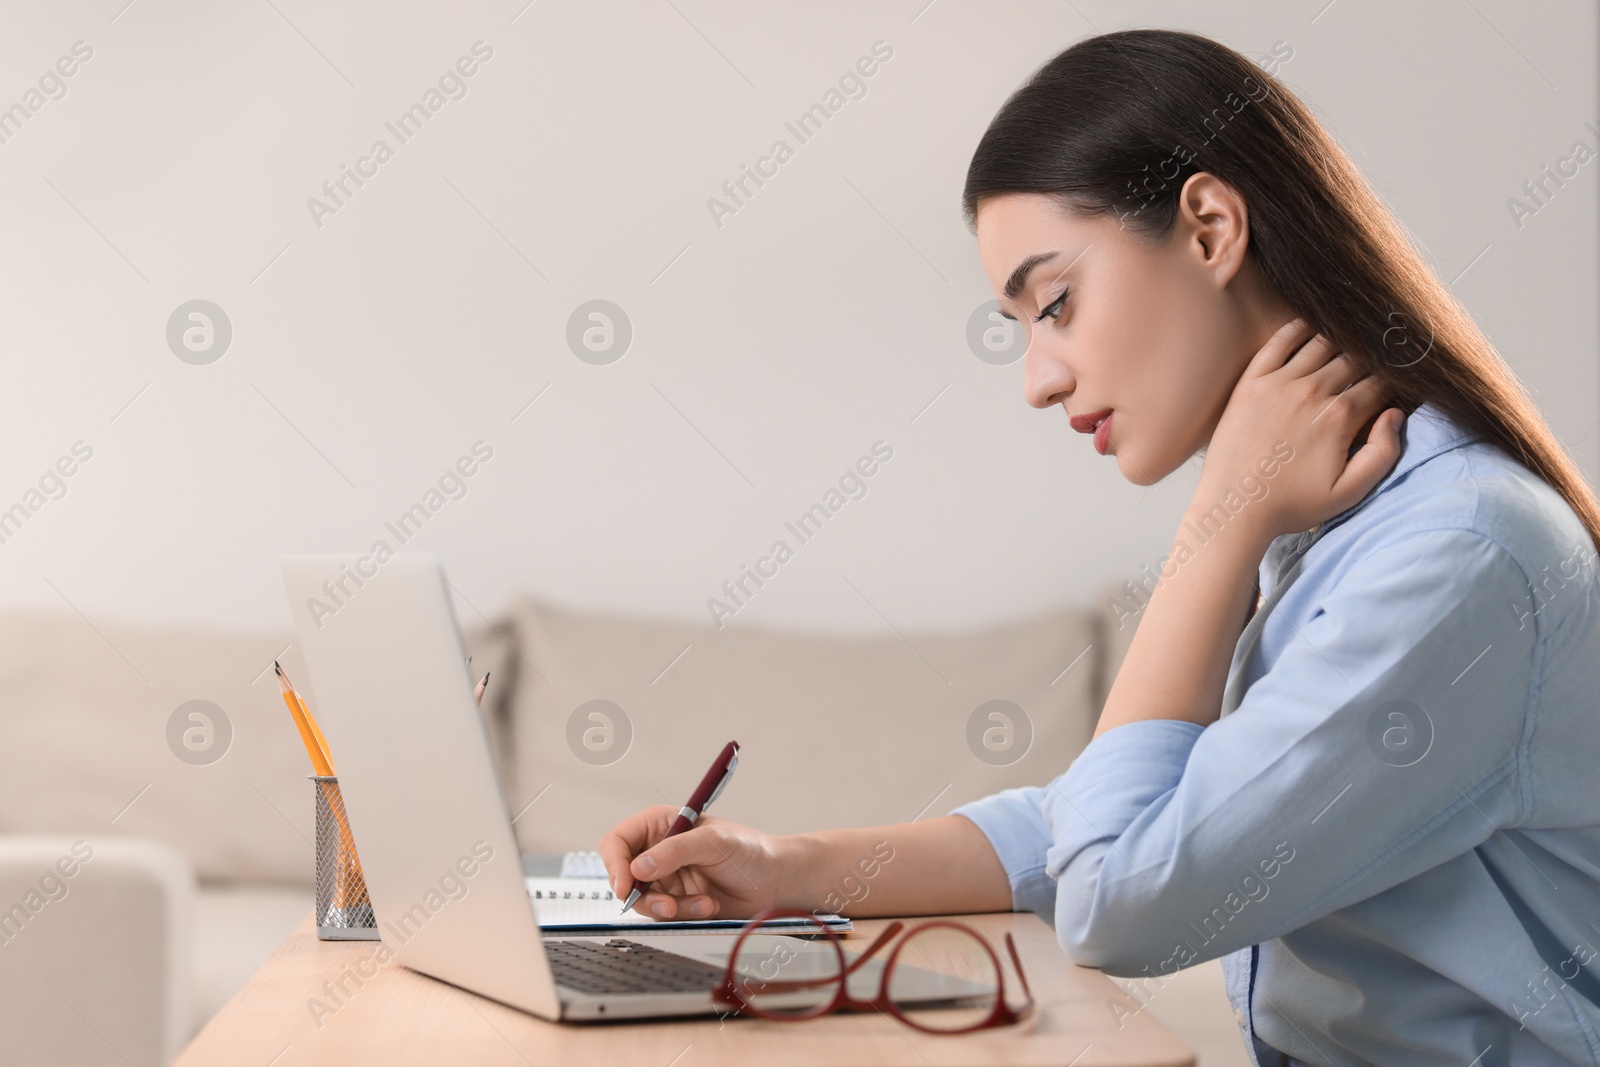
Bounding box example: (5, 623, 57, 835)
(1004, 251, 1061, 300)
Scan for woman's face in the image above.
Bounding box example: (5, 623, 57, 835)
(974, 188, 1287, 486)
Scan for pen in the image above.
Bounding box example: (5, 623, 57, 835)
(620, 740, 740, 914)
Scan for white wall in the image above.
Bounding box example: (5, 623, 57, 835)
(0, 0, 1593, 635)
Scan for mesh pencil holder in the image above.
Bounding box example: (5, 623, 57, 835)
(312, 775, 380, 940)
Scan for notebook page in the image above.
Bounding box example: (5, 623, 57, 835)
(526, 877, 642, 925)
(525, 876, 852, 931)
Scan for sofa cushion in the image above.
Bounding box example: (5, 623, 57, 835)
(0, 612, 519, 886)
(502, 596, 1104, 854)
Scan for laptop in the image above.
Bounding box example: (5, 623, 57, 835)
(281, 553, 985, 1022)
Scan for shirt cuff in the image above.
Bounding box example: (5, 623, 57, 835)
(950, 785, 1058, 918)
(1040, 718, 1207, 881)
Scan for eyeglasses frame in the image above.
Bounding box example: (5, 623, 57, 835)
(711, 907, 1036, 1035)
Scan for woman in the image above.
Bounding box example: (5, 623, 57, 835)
(600, 29, 1600, 1066)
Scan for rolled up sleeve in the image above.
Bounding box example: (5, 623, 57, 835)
(950, 783, 1058, 918)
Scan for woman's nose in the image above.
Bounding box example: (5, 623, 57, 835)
(1023, 337, 1074, 410)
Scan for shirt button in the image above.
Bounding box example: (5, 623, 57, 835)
(1234, 1007, 1247, 1028)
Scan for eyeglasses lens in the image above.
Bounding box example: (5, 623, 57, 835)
(885, 925, 1002, 1032)
(728, 918, 843, 1018)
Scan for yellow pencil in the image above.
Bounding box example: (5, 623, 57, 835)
(273, 661, 329, 760)
(298, 694, 334, 774)
(274, 660, 334, 776)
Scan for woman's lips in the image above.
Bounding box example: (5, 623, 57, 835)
(1069, 408, 1114, 454)
(1068, 408, 1112, 433)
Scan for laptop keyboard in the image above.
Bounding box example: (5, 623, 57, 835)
(545, 938, 725, 996)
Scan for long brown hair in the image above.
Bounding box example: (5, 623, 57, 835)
(962, 29, 1600, 554)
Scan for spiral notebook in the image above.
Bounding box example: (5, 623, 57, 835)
(527, 852, 851, 934)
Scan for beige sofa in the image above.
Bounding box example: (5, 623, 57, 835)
(0, 590, 1249, 1065)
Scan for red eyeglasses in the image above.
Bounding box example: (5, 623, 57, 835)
(712, 908, 1036, 1034)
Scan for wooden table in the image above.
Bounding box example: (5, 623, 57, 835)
(174, 912, 1195, 1066)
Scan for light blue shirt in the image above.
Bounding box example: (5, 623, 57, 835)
(954, 400, 1600, 1066)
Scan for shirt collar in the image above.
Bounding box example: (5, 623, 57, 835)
(1303, 399, 1482, 541)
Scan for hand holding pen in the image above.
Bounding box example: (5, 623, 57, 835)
(618, 741, 739, 913)
(600, 746, 813, 921)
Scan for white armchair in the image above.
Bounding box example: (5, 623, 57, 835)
(0, 836, 194, 1067)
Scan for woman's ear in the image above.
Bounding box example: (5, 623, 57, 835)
(1174, 171, 1251, 288)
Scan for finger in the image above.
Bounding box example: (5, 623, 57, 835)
(682, 894, 720, 919)
(1309, 351, 1363, 395)
(631, 823, 728, 884)
(1309, 369, 1387, 431)
(1329, 406, 1405, 510)
(637, 887, 721, 919)
(1283, 332, 1340, 377)
(597, 835, 636, 898)
(639, 889, 680, 919)
(1245, 317, 1317, 378)
(598, 804, 678, 895)
(1328, 373, 1390, 423)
